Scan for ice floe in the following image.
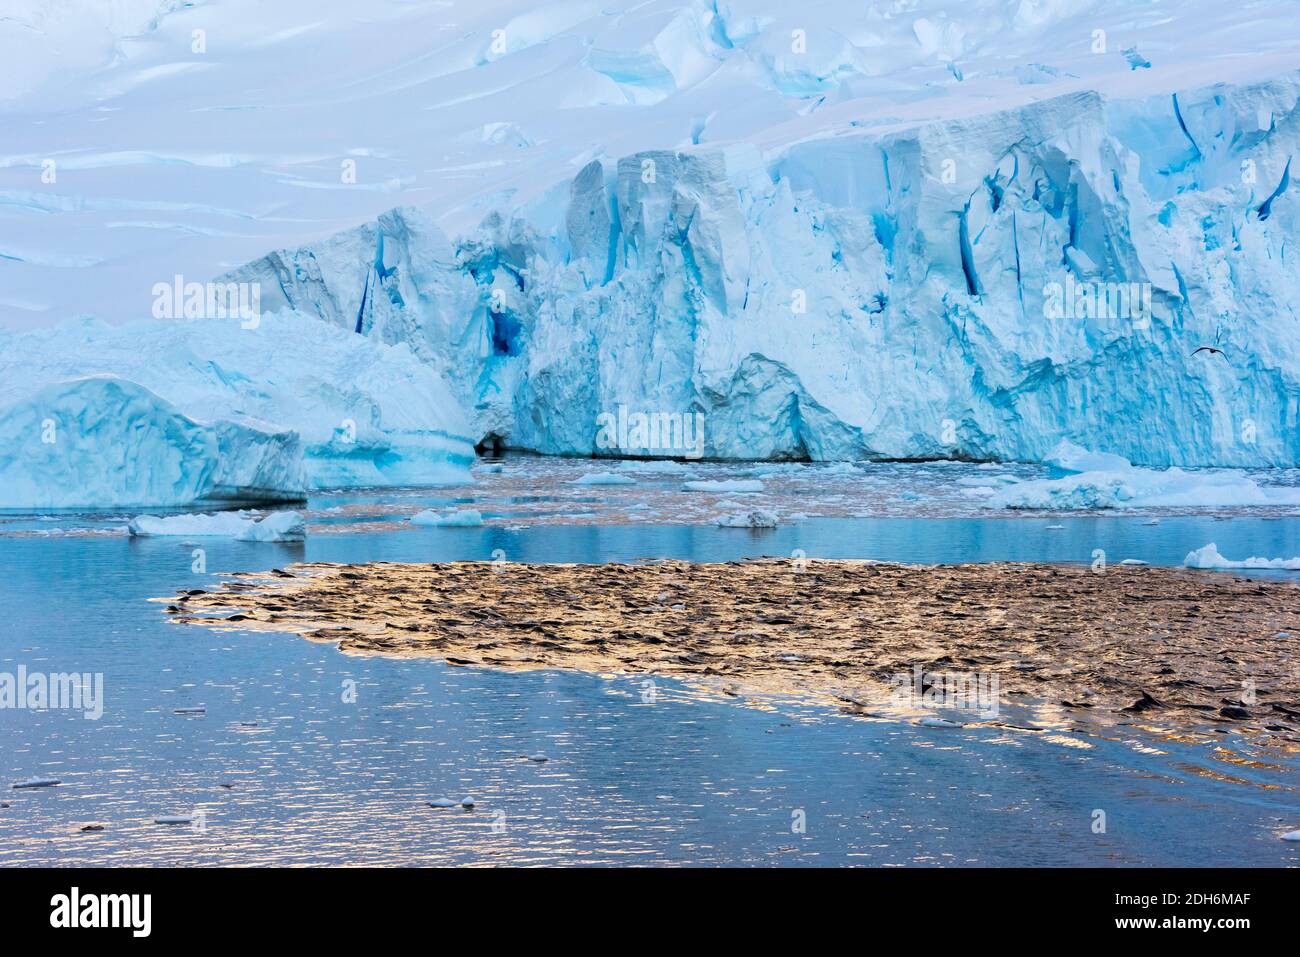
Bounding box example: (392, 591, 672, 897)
(128, 510, 306, 542)
(1183, 543, 1300, 571)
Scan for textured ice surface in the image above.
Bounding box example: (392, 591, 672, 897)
(409, 508, 484, 527)
(0, 376, 304, 509)
(0, 313, 475, 498)
(990, 447, 1300, 510)
(4, 2, 1300, 471)
(223, 72, 1300, 468)
(128, 509, 306, 542)
(716, 509, 780, 528)
(1184, 543, 1300, 570)
(5, 2, 1300, 470)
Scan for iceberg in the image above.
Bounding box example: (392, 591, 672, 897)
(683, 479, 764, 493)
(1184, 543, 1300, 570)
(1043, 440, 1134, 475)
(0, 376, 305, 509)
(716, 509, 779, 528)
(128, 510, 306, 542)
(569, 471, 637, 486)
(989, 444, 1300, 510)
(410, 508, 484, 527)
(0, 313, 475, 498)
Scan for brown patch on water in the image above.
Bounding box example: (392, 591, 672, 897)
(159, 559, 1300, 743)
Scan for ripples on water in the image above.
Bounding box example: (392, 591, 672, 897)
(3, 459, 1300, 865)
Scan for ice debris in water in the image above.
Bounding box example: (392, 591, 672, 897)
(716, 510, 780, 528)
(410, 509, 484, 527)
(128, 510, 306, 542)
(1183, 544, 1300, 571)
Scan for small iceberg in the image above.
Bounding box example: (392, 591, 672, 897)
(716, 509, 779, 528)
(1183, 543, 1300, 571)
(460, 796, 476, 809)
(617, 459, 691, 473)
(683, 479, 764, 493)
(570, 471, 636, 485)
(916, 716, 963, 728)
(427, 797, 458, 808)
(12, 778, 61, 789)
(821, 462, 861, 477)
(154, 815, 193, 825)
(991, 442, 1300, 511)
(128, 510, 305, 542)
(526, 753, 548, 763)
(1119, 559, 1148, 566)
(410, 508, 483, 527)
(1281, 830, 1300, 842)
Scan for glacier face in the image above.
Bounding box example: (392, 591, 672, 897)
(224, 73, 1300, 468)
(0, 313, 475, 507)
(5, 0, 1300, 472)
(0, 376, 305, 509)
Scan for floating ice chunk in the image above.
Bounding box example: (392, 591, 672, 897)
(1119, 559, 1148, 566)
(460, 796, 476, 808)
(617, 459, 692, 473)
(12, 778, 60, 789)
(154, 816, 193, 825)
(410, 508, 483, 527)
(128, 510, 306, 542)
(1043, 440, 1133, 474)
(1183, 543, 1300, 571)
(991, 459, 1300, 510)
(1045, 524, 1064, 530)
(569, 471, 637, 486)
(1282, 830, 1300, 842)
(748, 463, 806, 477)
(957, 474, 1018, 487)
(173, 707, 207, 715)
(427, 797, 458, 808)
(684, 479, 764, 493)
(526, 753, 548, 762)
(0, 315, 474, 493)
(236, 511, 306, 542)
(716, 509, 779, 528)
(916, 716, 963, 728)
(0, 377, 305, 509)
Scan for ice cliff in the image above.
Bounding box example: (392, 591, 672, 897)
(223, 73, 1300, 468)
(6, 0, 1300, 478)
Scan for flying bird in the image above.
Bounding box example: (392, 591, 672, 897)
(1191, 346, 1225, 357)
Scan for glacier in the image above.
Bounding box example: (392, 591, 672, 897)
(4, 0, 1300, 476)
(220, 74, 1300, 469)
(0, 313, 475, 508)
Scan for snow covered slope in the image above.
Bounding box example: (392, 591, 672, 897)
(4, 1, 1300, 467)
(0, 313, 475, 501)
(4, 0, 1298, 329)
(0, 376, 305, 509)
